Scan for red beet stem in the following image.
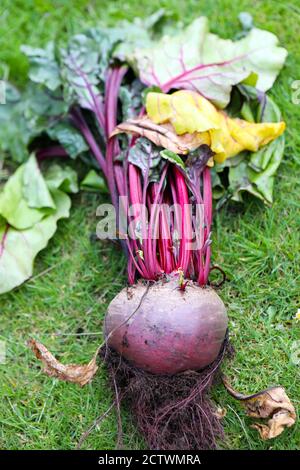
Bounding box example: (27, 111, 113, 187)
(69, 65, 214, 286)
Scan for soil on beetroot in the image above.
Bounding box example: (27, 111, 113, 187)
(101, 332, 231, 450)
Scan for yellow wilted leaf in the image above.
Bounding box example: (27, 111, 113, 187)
(146, 90, 286, 163)
(210, 114, 285, 163)
(227, 119, 285, 153)
(146, 90, 220, 134)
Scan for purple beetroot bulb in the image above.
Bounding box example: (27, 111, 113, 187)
(105, 279, 228, 375)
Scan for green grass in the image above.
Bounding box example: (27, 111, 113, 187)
(0, 0, 299, 450)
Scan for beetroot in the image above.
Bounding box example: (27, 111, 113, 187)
(105, 279, 228, 375)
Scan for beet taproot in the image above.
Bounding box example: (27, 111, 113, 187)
(105, 279, 228, 375)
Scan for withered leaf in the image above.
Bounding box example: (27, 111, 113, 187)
(214, 406, 227, 420)
(28, 338, 99, 387)
(223, 376, 296, 440)
(111, 117, 207, 155)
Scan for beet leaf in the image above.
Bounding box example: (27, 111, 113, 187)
(131, 17, 287, 108)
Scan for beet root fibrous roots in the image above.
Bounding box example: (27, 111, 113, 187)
(101, 334, 231, 450)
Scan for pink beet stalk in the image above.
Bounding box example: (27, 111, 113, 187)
(48, 63, 215, 287)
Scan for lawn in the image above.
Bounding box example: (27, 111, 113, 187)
(0, 0, 299, 450)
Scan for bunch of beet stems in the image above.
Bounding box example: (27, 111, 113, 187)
(38, 65, 212, 286)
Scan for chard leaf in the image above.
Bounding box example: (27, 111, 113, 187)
(0, 157, 75, 294)
(21, 42, 61, 91)
(228, 161, 265, 202)
(119, 80, 144, 120)
(60, 31, 109, 113)
(0, 156, 77, 234)
(224, 132, 285, 205)
(24, 84, 67, 124)
(80, 170, 108, 193)
(113, 9, 165, 60)
(186, 145, 214, 184)
(227, 94, 285, 204)
(127, 138, 161, 176)
(250, 94, 284, 173)
(23, 154, 55, 209)
(240, 101, 256, 122)
(0, 83, 31, 163)
(248, 136, 285, 203)
(210, 168, 225, 200)
(258, 95, 281, 123)
(131, 17, 287, 108)
(0, 82, 67, 164)
(0, 189, 70, 295)
(45, 164, 79, 194)
(47, 121, 88, 159)
(200, 26, 287, 97)
(160, 149, 185, 170)
(148, 160, 167, 183)
(0, 165, 51, 230)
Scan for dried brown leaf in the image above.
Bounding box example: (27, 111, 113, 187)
(251, 410, 296, 440)
(223, 376, 296, 440)
(111, 117, 207, 154)
(28, 338, 99, 387)
(214, 406, 227, 420)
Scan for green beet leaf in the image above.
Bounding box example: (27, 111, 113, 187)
(80, 170, 108, 193)
(47, 122, 88, 159)
(45, 164, 79, 194)
(160, 150, 186, 171)
(131, 17, 287, 108)
(21, 42, 61, 91)
(23, 154, 56, 209)
(0, 165, 51, 230)
(0, 190, 70, 294)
